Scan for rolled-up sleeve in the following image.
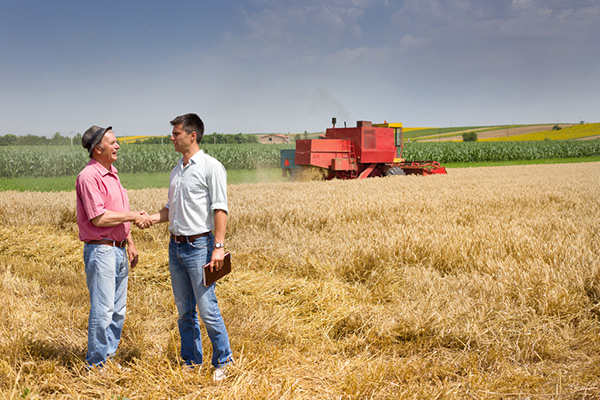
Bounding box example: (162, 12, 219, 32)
(208, 162, 228, 214)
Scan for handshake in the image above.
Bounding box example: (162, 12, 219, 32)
(133, 211, 154, 229)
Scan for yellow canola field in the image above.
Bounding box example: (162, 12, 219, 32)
(1, 163, 599, 398)
(403, 127, 435, 132)
(481, 122, 600, 141)
(116, 135, 157, 144)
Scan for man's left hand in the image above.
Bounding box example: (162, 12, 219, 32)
(210, 247, 225, 272)
(128, 240, 139, 269)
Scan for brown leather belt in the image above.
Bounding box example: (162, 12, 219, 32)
(86, 239, 127, 248)
(171, 232, 210, 243)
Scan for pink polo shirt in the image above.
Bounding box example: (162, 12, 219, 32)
(76, 159, 131, 242)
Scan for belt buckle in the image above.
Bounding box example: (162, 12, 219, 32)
(173, 234, 184, 243)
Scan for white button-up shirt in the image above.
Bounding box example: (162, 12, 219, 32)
(166, 150, 228, 236)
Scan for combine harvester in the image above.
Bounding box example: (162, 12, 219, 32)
(281, 119, 447, 180)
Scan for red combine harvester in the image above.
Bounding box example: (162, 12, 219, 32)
(280, 119, 446, 179)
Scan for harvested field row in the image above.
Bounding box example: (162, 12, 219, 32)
(1, 163, 599, 398)
(423, 124, 569, 141)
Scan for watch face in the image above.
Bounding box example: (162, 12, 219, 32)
(215, 243, 223, 248)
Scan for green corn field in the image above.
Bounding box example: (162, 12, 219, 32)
(0, 144, 293, 178)
(402, 140, 600, 163)
(0, 140, 599, 178)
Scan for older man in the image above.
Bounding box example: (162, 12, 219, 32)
(76, 125, 150, 368)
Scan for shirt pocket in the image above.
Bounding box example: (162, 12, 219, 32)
(182, 175, 208, 202)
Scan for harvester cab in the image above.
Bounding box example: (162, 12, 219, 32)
(280, 119, 446, 180)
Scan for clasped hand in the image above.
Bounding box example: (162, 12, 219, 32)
(134, 211, 153, 229)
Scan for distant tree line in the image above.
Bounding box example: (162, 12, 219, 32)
(133, 133, 259, 145)
(201, 133, 258, 144)
(0, 132, 82, 146)
(0, 132, 260, 146)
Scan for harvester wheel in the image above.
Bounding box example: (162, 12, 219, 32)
(385, 166, 405, 176)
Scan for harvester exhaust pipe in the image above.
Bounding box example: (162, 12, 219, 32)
(332, 117, 336, 128)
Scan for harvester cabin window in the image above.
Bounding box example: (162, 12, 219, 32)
(363, 129, 376, 149)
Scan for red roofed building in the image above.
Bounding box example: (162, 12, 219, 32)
(258, 134, 290, 144)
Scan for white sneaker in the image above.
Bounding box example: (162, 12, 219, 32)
(113, 363, 131, 373)
(213, 367, 227, 382)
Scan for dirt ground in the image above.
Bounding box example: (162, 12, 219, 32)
(420, 124, 573, 141)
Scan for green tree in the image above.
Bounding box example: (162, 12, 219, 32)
(19, 134, 48, 145)
(246, 134, 258, 143)
(462, 131, 478, 142)
(50, 132, 69, 145)
(0, 134, 17, 146)
(233, 133, 245, 144)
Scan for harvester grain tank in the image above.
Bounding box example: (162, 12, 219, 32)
(280, 119, 446, 179)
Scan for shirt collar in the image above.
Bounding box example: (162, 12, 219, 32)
(190, 149, 204, 164)
(89, 158, 118, 176)
(180, 149, 205, 167)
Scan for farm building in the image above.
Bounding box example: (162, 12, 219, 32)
(258, 134, 290, 144)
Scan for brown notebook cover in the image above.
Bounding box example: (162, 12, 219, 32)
(203, 252, 231, 287)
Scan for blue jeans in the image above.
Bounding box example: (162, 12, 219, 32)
(83, 243, 129, 367)
(169, 233, 233, 368)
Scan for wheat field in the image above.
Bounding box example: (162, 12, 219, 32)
(1, 163, 599, 399)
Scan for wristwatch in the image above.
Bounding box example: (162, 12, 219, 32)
(214, 242, 224, 249)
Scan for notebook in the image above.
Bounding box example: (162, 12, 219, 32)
(203, 252, 231, 287)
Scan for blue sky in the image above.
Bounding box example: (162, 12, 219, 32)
(1, 0, 599, 136)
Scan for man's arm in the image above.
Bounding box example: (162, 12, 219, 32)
(126, 232, 139, 268)
(149, 207, 170, 225)
(91, 210, 143, 268)
(210, 209, 227, 271)
(92, 210, 151, 227)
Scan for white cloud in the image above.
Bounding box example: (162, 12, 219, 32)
(232, 0, 391, 53)
(400, 34, 428, 49)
